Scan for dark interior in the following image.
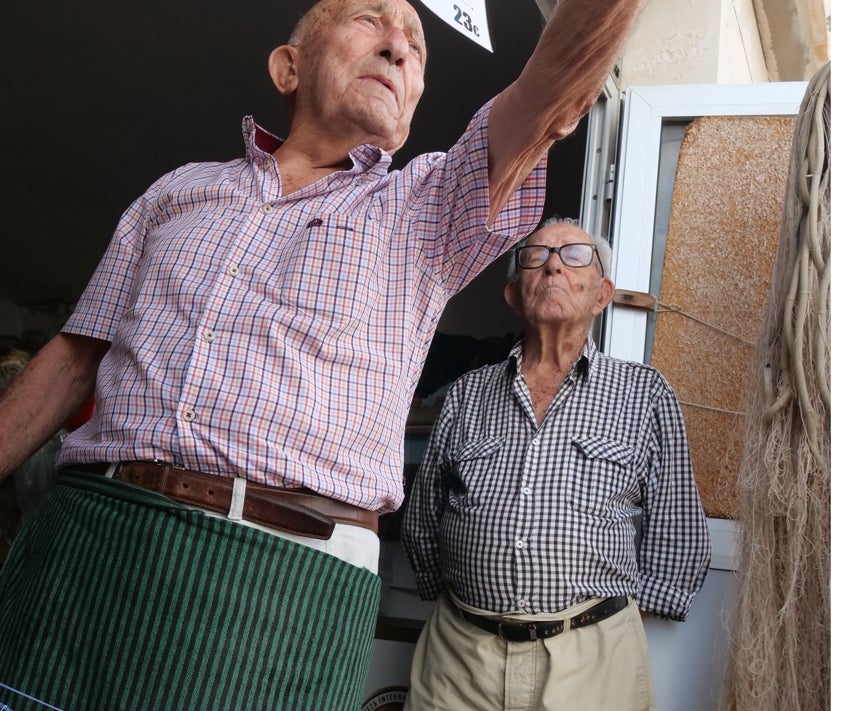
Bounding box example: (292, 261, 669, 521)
(2, 0, 585, 347)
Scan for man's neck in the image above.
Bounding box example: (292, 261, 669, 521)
(521, 325, 589, 377)
(520, 327, 589, 425)
(272, 137, 355, 195)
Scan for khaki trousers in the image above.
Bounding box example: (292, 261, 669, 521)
(404, 591, 655, 711)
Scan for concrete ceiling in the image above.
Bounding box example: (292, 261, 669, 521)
(1, 0, 549, 311)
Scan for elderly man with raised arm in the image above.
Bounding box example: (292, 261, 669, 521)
(0, 3, 645, 709)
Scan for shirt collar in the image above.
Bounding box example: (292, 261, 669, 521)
(240, 116, 392, 176)
(506, 336, 595, 382)
(578, 337, 596, 381)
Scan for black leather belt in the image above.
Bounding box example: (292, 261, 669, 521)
(459, 596, 629, 642)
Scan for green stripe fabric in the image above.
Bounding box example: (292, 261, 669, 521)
(0, 471, 380, 710)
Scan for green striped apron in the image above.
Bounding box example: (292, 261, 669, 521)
(0, 470, 380, 710)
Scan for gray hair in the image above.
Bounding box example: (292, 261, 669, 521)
(506, 215, 612, 281)
(288, 7, 316, 46)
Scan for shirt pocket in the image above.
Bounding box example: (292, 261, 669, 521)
(274, 214, 384, 327)
(444, 435, 505, 505)
(565, 435, 639, 520)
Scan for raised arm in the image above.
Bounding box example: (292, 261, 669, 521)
(0, 333, 109, 479)
(487, 0, 645, 220)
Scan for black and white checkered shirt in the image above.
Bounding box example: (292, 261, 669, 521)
(401, 338, 711, 620)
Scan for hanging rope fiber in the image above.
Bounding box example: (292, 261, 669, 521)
(721, 62, 830, 711)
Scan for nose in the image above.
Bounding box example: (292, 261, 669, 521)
(379, 26, 411, 65)
(544, 251, 565, 273)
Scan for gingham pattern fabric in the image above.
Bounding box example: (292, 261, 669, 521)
(57, 100, 546, 513)
(401, 338, 711, 620)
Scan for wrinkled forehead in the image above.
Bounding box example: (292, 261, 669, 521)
(314, 0, 425, 46)
(528, 224, 593, 247)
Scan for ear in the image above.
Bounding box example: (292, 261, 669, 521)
(268, 45, 300, 96)
(592, 277, 616, 316)
(504, 280, 523, 318)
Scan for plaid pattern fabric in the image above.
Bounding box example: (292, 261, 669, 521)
(0, 471, 381, 711)
(401, 338, 711, 620)
(57, 101, 546, 513)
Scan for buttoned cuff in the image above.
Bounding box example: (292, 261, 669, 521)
(637, 573, 697, 621)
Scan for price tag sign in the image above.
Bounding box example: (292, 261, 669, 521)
(418, 0, 493, 52)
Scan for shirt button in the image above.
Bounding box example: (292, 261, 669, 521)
(260, 203, 273, 215)
(182, 407, 196, 423)
(306, 218, 323, 228)
(517, 599, 527, 609)
(515, 539, 525, 549)
(228, 264, 240, 276)
(203, 329, 215, 343)
(522, 486, 531, 496)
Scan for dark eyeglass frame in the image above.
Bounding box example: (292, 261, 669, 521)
(515, 243, 605, 276)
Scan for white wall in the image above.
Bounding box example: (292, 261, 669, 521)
(718, 0, 770, 82)
(621, 0, 770, 86)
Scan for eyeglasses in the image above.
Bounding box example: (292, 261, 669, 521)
(515, 243, 604, 275)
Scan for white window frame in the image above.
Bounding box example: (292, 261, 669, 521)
(579, 73, 621, 241)
(602, 81, 808, 364)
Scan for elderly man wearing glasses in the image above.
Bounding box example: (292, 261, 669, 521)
(401, 216, 711, 711)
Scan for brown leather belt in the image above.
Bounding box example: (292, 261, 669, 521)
(83, 461, 378, 540)
(459, 596, 629, 642)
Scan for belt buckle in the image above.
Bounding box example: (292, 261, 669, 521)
(528, 623, 538, 641)
(150, 458, 187, 471)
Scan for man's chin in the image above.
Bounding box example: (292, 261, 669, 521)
(344, 104, 410, 153)
(364, 125, 409, 154)
(381, 133, 409, 154)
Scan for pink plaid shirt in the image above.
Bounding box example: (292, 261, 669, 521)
(58, 101, 546, 512)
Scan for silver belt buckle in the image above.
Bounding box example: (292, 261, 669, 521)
(528, 623, 538, 641)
